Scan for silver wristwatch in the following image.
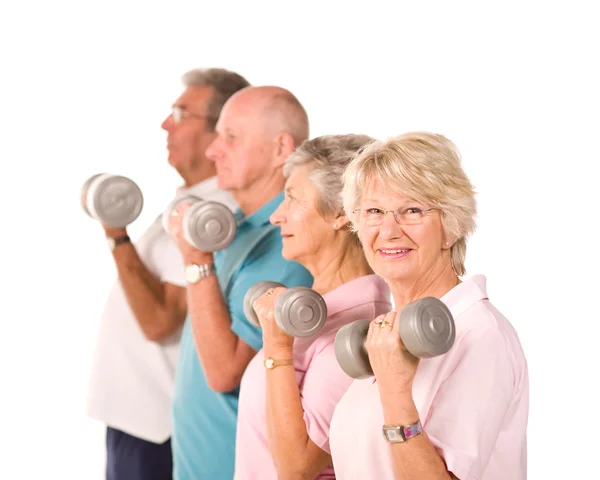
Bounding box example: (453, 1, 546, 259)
(382, 420, 423, 443)
(184, 263, 216, 284)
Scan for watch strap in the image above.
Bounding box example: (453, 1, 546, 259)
(382, 420, 423, 443)
(108, 235, 131, 251)
(112, 235, 131, 246)
(185, 263, 216, 284)
(264, 357, 294, 370)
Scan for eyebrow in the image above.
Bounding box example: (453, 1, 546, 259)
(361, 198, 421, 206)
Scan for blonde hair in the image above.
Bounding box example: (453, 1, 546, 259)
(341, 132, 477, 276)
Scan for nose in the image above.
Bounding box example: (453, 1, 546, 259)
(205, 136, 223, 163)
(378, 209, 405, 240)
(269, 200, 286, 226)
(161, 114, 174, 132)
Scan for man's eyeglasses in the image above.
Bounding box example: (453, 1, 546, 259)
(352, 206, 435, 226)
(171, 105, 207, 125)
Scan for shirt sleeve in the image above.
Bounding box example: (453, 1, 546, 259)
(300, 341, 355, 454)
(424, 324, 516, 480)
(157, 237, 186, 287)
(229, 230, 313, 352)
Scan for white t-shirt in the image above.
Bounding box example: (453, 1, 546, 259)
(86, 176, 238, 443)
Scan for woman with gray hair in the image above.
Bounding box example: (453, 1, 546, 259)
(234, 135, 392, 479)
(329, 132, 529, 480)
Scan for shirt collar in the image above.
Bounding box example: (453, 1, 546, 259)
(175, 176, 221, 200)
(324, 274, 392, 318)
(440, 274, 489, 319)
(236, 191, 284, 227)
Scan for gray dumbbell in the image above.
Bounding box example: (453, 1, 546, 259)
(334, 297, 455, 379)
(162, 195, 237, 252)
(81, 173, 144, 228)
(243, 281, 327, 337)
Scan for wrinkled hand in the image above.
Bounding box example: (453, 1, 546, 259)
(167, 202, 213, 264)
(366, 311, 419, 395)
(252, 287, 294, 349)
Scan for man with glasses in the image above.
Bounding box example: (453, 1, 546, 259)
(86, 68, 250, 480)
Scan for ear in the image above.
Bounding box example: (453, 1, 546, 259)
(442, 237, 455, 250)
(272, 132, 296, 167)
(332, 212, 350, 230)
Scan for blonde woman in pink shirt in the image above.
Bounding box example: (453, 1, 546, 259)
(233, 134, 392, 479)
(330, 132, 529, 480)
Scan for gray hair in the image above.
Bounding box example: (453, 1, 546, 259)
(341, 132, 477, 276)
(182, 68, 250, 130)
(284, 134, 375, 218)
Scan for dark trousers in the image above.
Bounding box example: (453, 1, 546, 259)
(106, 427, 173, 480)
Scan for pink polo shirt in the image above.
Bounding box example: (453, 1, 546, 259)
(329, 275, 529, 480)
(234, 274, 392, 480)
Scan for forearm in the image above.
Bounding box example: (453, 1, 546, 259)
(265, 346, 330, 479)
(112, 242, 177, 341)
(380, 390, 453, 480)
(186, 274, 248, 391)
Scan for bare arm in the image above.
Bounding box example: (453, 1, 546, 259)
(108, 228, 187, 342)
(380, 389, 457, 480)
(184, 249, 258, 392)
(264, 345, 331, 480)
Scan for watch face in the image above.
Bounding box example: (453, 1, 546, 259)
(107, 237, 116, 251)
(185, 264, 200, 283)
(383, 427, 405, 442)
(265, 358, 275, 369)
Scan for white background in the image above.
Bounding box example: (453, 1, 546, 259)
(1, 1, 598, 478)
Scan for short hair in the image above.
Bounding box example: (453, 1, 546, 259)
(263, 92, 310, 146)
(181, 68, 250, 130)
(341, 132, 477, 276)
(284, 134, 374, 218)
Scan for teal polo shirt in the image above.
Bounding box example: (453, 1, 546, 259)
(172, 192, 313, 480)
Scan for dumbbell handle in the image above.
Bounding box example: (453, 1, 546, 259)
(335, 297, 455, 379)
(244, 282, 327, 338)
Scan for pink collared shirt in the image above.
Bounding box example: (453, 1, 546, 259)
(234, 275, 392, 480)
(329, 275, 529, 480)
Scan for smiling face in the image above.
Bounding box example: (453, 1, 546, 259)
(269, 164, 335, 265)
(356, 177, 449, 284)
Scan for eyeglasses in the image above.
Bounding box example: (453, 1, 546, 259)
(352, 206, 435, 226)
(171, 105, 207, 125)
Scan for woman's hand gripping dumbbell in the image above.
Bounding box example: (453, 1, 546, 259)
(163, 196, 237, 252)
(81, 173, 144, 228)
(334, 297, 456, 379)
(243, 281, 328, 338)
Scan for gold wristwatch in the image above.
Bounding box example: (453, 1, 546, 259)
(264, 357, 293, 370)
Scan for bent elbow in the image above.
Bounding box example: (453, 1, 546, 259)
(205, 370, 241, 393)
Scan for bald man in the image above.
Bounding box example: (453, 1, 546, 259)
(168, 86, 314, 480)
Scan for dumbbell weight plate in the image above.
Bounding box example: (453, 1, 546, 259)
(161, 195, 202, 233)
(81, 173, 105, 217)
(182, 201, 237, 252)
(86, 175, 144, 227)
(334, 319, 373, 379)
(275, 287, 327, 338)
(243, 281, 285, 327)
(399, 297, 455, 358)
